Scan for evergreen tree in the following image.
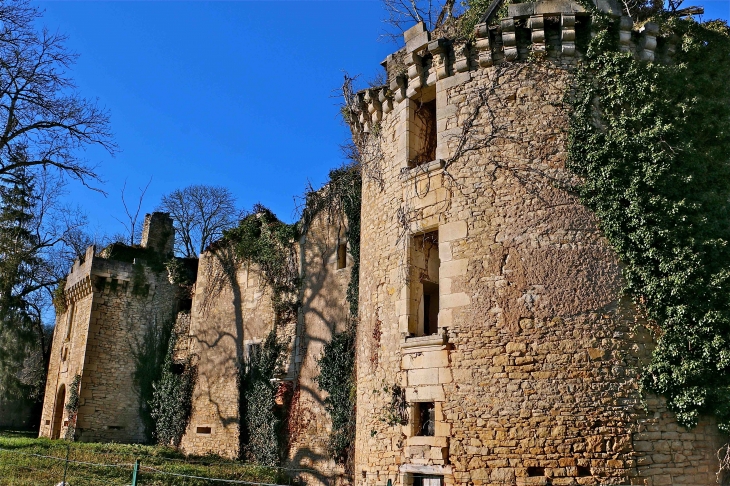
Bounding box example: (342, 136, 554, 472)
(0, 164, 42, 398)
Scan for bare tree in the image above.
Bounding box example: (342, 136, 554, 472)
(0, 166, 94, 401)
(0, 0, 117, 188)
(381, 0, 462, 38)
(157, 185, 241, 258)
(113, 177, 151, 246)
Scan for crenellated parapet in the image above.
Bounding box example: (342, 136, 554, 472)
(351, 0, 675, 133)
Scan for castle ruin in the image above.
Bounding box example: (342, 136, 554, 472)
(40, 0, 728, 484)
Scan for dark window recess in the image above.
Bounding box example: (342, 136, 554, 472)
(196, 426, 211, 434)
(577, 466, 591, 477)
(171, 362, 186, 375)
(107, 425, 124, 430)
(109, 278, 118, 292)
(45, 420, 50, 426)
(527, 467, 545, 477)
(179, 298, 193, 312)
(337, 243, 347, 270)
(415, 402, 435, 436)
(412, 475, 443, 486)
(411, 99, 437, 167)
(422, 281, 439, 335)
(246, 343, 262, 363)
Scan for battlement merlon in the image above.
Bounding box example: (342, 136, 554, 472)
(360, 0, 668, 133)
(141, 212, 175, 257)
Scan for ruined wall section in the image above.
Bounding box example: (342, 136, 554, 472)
(76, 257, 178, 443)
(286, 207, 351, 484)
(40, 212, 181, 443)
(180, 247, 277, 458)
(354, 12, 725, 486)
(39, 245, 95, 440)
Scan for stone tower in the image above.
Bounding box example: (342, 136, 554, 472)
(39, 212, 181, 443)
(350, 2, 726, 485)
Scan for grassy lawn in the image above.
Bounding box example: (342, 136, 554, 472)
(0, 429, 288, 486)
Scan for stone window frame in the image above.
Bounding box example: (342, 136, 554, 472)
(244, 339, 262, 364)
(335, 240, 348, 271)
(64, 301, 75, 341)
(408, 228, 441, 337)
(406, 85, 439, 169)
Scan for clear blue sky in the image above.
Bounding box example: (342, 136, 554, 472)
(36, 0, 730, 236)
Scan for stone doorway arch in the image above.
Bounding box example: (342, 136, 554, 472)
(51, 385, 65, 439)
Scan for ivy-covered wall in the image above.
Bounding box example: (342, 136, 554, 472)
(568, 14, 730, 432)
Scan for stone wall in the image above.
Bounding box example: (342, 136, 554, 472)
(352, 9, 726, 486)
(180, 245, 277, 458)
(286, 205, 352, 485)
(180, 207, 353, 486)
(39, 214, 180, 443)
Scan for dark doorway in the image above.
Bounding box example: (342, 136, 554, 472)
(51, 385, 66, 440)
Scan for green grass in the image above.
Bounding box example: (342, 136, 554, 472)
(0, 430, 288, 486)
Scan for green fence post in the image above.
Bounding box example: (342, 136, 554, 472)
(131, 459, 140, 486)
(61, 443, 70, 485)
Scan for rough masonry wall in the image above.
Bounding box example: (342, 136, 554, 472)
(39, 246, 96, 440)
(287, 209, 351, 485)
(39, 247, 179, 443)
(354, 39, 726, 486)
(77, 259, 178, 443)
(180, 247, 276, 458)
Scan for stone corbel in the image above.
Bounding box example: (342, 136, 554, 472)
(406, 51, 424, 99)
(364, 90, 382, 123)
(619, 16, 633, 53)
(561, 14, 576, 57)
(453, 42, 470, 73)
(501, 18, 518, 61)
(358, 95, 370, 133)
(530, 15, 545, 53)
(474, 23, 493, 68)
(638, 22, 659, 62)
(391, 74, 407, 103)
(428, 38, 451, 81)
(380, 87, 394, 114)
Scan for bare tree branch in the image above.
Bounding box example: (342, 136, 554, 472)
(157, 184, 242, 258)
(0, 1, 117, 190)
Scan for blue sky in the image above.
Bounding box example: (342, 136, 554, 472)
(36, 0, 730, 236)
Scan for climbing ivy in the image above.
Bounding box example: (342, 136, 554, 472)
(316, 328, 356, 465)
(224, 205, 300, 318)
(301, 164, 362, 316)
(64, 374, 81, 440)
(133, 317, 174, 443)
(52, 279, 67, 314)
(303, 165, 361, 468)
(567, 14, 730, 430)
(149, 328, 195, 447)
(239, 329, 286, 466)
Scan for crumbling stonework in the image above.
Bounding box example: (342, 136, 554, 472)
(39, 213, 180, 443)
(179, 205, 353, 484)
(38, 3, 728, 485)
(351, 4, 726, 486)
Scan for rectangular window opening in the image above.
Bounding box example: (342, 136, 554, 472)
(336, 243, 347, 270)
(527, 467, 545, 477)
(409, 97, 437, 168)
(179, 298, 193, 312)
(196, 426, 212, 435)
(412, 475, 443, 486)
(246, 342, 262, 364)
(414, 402, 435, 437)
(410, 231, 440, 336)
